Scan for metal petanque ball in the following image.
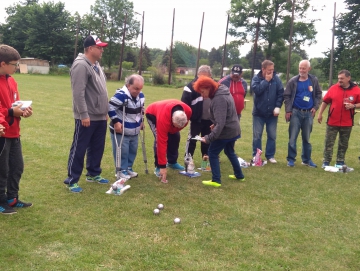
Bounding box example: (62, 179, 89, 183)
(153, 208, 160, 215)
(157, 203, 164, 210)
(173, 217, 181, 224)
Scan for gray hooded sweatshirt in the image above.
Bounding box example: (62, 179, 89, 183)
(70, 53, 108, 121)
(204, 84, 240, 143)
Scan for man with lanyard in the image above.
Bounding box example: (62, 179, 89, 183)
(284, 60, 322, 167)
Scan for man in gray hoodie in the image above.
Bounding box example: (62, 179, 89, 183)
(64, 35, 109, 193)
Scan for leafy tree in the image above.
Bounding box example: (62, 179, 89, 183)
(245, 46, 265, 70)
(320, 0, 360, 80)
(229, 0, 317, 60)
(199, 58, 209, 66)
(141, 43, 152, 71)
(208, 47, 222, 67)
(1, 1, 74, 64)
(91, 0, 140, 68)
(161, 48, 177, 72)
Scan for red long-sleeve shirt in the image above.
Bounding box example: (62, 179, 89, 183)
(0, 75, 21, 138)
(146, 99, 192, 167)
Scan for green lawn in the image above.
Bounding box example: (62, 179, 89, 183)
(1, 74, 360, 271)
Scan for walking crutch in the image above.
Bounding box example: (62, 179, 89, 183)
(115, 100, 128, 181)
(139, 109, 149, 174)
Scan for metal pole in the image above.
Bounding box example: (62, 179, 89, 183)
(286, 0, 295, 83)
(221, 14, 229, 79)
(196, 12, 205, 74)
(73, 15, 80, 60)
(138, 11, 144, 75)
(118, 13, 127, 81)
(329, 2, 336, 87)
(168, 8, 175, 85)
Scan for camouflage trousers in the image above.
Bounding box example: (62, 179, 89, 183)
(323, 125, 352, 163)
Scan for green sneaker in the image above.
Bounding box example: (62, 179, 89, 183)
(229, 175, 245, 182)
(202, 180, 221, 187)
(86, 175, 109, 184)
(68, 183, 83, 193)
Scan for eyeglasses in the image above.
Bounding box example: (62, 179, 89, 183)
(8, 62, 19, 67)
(92, 46, 104, 51)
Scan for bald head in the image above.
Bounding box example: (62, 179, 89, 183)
(299, 59, 311, 80)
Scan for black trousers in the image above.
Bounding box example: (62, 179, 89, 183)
(0, 137, 24, 202)
(185, 119, 213, 157)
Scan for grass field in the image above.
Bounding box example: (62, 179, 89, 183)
(1, 74, 360, 271)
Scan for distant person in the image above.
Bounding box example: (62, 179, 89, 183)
(284, 60, 322, 168)
(108, 74, 145, 179)
(145, 99, 192, 183)
(181, 65, 212, 160)
(251, 60, 284, 163)
(317, 70, 360, 168)
(219, 64, 248, 120)
(0, 44, 33, 215)
(64, 35, 109, 193)
(193, 76, 245, 187)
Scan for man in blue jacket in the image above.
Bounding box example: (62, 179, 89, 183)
(251, 60, 284, 163)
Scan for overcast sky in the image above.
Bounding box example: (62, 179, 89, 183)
(0, 0, 348, 58)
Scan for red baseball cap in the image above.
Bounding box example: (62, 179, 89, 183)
(84, 35, 108, 48)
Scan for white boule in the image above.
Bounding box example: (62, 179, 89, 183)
(153, 208, 160, 215)
(174, 217, 181, 224)
(157, 203, 164, 210)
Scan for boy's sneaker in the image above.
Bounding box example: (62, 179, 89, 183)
(127, 168, 138, 178)
(0, 203, 17, 215)
(154, 167, 161, 177)
(229, 175, 245, 182)
(167, 163, 185, 171)
(86, 175, 109, 184)
(8, 198, 33, 208)
(287, 160, 295, 167)
(322, 161, 330, 168)
(301, 160, 317, 168)
(68, 183, 83, 193)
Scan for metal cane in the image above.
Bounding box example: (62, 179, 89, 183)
(139, 110, 149, 174)
(115, 100, 128, 180)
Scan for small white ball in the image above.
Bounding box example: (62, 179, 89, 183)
(153, 208, 160, 215)
(174, 217, 181, 224)
(157, 204, 164, 210)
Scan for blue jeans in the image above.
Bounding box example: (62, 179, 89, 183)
(287, 108, 313, 163)
(208, 138, 244, 184)
(110, 132, 138, 171)
(252, 115, 278, 159)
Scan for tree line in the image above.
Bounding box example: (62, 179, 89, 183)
(0, 0, 358, 82)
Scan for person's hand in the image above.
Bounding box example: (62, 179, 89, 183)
(310, 108, 316, 118)
(265, 72, 273, 82)
(318, 114, 323, 124)
(114, 122, 123, 133)
(22, 106, 33, 118)
(210, 124, 215, 130)
(12, 104, 24, 117)
(200, 136, 206, 143)
(81, 118, 90, 127)
(0, 124, 5, 137)
(285, 112, 292, 122)
(140, 122, 144, 130)
(159, 168, 167, 183)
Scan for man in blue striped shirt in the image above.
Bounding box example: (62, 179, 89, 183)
(108, 74, 145, 179)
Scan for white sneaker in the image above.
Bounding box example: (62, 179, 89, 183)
(268, 158, 277, 164)
(115, 170, 131, 180)
(127, 168, 138, 178)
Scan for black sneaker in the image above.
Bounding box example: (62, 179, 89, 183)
(0, 203, 17, 214)
(8, 198, 33, 208)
